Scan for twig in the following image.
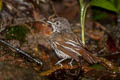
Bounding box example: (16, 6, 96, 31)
(0, 39, 43, 65)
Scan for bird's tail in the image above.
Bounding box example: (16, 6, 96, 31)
(79, 49, 100, 64)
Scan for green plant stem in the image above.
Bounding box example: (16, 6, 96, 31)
(81, 7, 85, 45)
(80, 0, 89, 45)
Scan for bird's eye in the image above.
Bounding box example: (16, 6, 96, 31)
(55, 21, 60, 25)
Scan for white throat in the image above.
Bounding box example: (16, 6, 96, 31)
(52, 24, 60, 32)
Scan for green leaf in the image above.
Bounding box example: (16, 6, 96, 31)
(90, 0, 118, 13)
(118, 0, 120, 13)
(110, 0, 115, 3)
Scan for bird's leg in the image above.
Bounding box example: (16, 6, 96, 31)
(68, 59, 73, 68)
(55, 58, 67, 67)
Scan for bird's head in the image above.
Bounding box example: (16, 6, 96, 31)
(47, 17, 71, 33)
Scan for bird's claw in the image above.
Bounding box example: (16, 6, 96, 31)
(55, 62, 63, 67)
(68, 59, 73, 69)
(68, 61, 73, 69)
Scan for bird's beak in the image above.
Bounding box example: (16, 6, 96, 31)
(47, 21, 54, 31)
(47, 21, 56, 32)
(47, 21, 54, 28)
(47, 21, 53, 25)
(47, 21, 55, 28)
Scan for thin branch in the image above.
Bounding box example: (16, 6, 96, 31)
(0, 39, 43, 65)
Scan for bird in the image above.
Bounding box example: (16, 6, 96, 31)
(47, 17, 100, 67)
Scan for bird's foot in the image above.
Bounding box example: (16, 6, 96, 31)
(55, 62, 63, 67)
(68, 59, 73, 69)
(55, 58, 67, 67)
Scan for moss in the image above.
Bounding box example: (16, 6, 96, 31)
(90, 64, 106, 70)
(5, 25, 29, 43)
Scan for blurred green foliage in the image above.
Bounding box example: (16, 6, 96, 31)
(5, 26, 29, 43)
(90, 0, 119, 13)
(89, 0, 120, 21)
(92, 9, 109, 21)
(115, 0, 120, 13)
(0, 0, 2, 11)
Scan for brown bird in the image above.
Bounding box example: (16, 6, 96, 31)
(47, 17, 99, 67)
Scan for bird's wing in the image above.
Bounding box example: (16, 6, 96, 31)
(53, 32, 82, 62)
(53, 32, 99, 64)
(74, 35, 100, 64)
